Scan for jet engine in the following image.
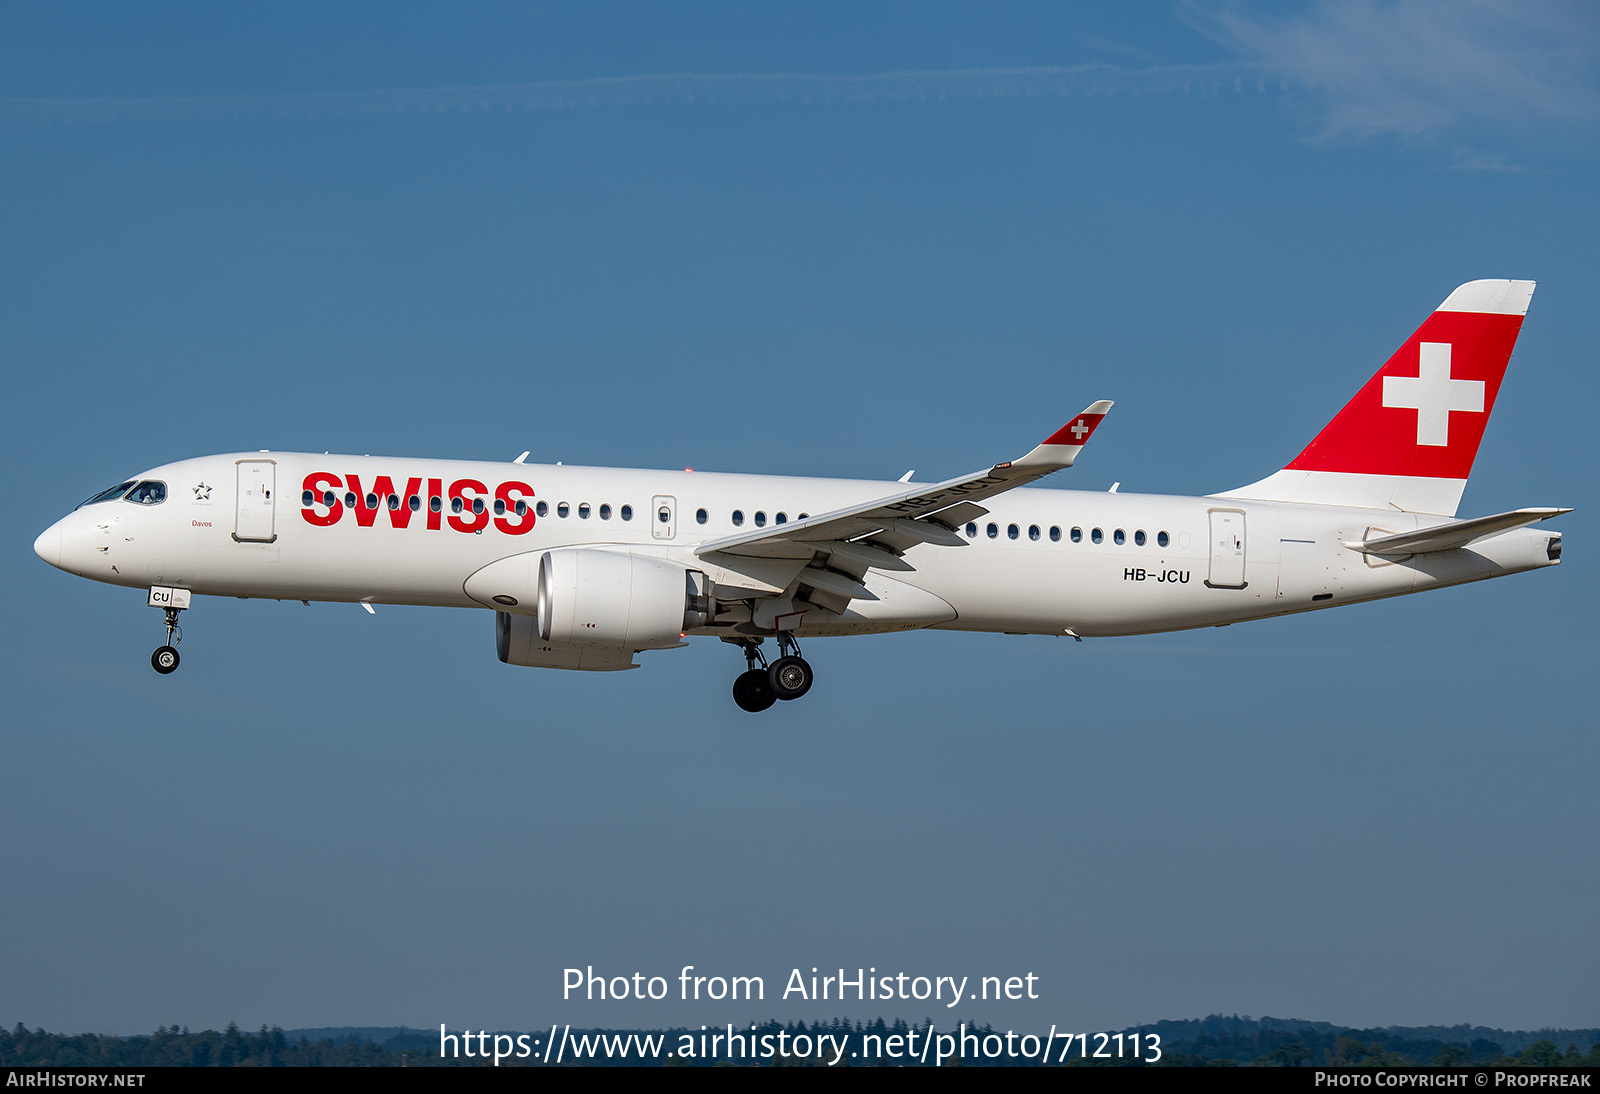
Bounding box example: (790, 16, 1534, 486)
(496, 611, 640, 671)
(537, 547, 712, 648)
(468, 547, 712, 656)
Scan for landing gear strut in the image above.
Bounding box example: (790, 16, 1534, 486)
(151, 606, 183, 675)
(727, 634, 815, 712)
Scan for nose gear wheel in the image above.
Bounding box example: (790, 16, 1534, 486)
(151, 605, 185, 675)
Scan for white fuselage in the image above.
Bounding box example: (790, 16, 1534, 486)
(35, 452, 1561, 643)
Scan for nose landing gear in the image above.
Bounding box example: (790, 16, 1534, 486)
(726, 634, 814, 713)
(151, 606, 183, 674)
(147, 586, 190, 675)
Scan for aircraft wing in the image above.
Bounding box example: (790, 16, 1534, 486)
(695, 401, 1112, 607)
(1343, 507, 1572, 556)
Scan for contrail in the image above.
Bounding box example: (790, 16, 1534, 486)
(0, 63, 1270, 124)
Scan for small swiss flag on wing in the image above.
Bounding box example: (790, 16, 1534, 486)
(1042, 413, 1107, 448)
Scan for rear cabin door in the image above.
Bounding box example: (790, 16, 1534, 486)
(234, 460, 277, 542)
(1206, 508, 1246, 589)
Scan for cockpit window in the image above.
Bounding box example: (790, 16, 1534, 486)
(76, 481, 136, 509)
(126, 481, 167, 505)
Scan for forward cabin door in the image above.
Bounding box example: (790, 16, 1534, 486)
(234, 459, 277, 543)
(1206, 508, 1246, 589)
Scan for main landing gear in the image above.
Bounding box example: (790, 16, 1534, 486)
(729, 634, 814, 713)
(151, 606, 183, 675)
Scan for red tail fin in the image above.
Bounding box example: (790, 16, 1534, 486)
(1218, 280, 1534, 516)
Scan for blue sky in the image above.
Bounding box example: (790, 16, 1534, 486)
(3, 2, 1597, 1038)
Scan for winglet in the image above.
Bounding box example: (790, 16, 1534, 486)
(1007, 401, 1114, 472)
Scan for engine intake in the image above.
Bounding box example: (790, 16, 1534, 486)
(537, 548, 710, 649)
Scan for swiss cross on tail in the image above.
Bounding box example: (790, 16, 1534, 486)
(1382, 343, 1485, 446)
(1220, 280, 1534, 516)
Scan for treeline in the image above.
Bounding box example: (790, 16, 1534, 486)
(1090, 1015, 1600, 1068)
(3, 1016, 1598, 1067)
(0, 1023, 448, 1068)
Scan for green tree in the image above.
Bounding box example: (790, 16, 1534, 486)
(1518, 1039, 1561, 1066)
(1271, 1042, 1310, 1067)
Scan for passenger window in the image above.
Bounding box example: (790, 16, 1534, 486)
(1028, 525, 1040, 541)
(557, 502, 569, 518)
(429, 496, 442, 513)
(302, 490, 314, 507)
(579, 503, 591, 519)
(798, 513, 809, 520)
(732, 509, 744, 527)
(514, 500, 527, 516)
(1049, 526, 1061, 542)
(1007, 523, 1019, 540)
(387, 495, 400, 511)
(1071, 526, 1082, 543)
(1091, 528, 1103, 544)
(658, 506, 670, 524)
(1158, 531, 1170, 548)
(451, 497, 464, 514)
(696, 508, 708, 525)
(966, 522, 977, 538)
(620, 505, 633, 521)
(537, 501, 549, 517)
(324, 491, 337, 508)
(775, 512, 787, 525)
(1114, 529, 1125, 545)
(345, 492, 357, 509)
(472, 497, 486, 515)
(599, 504, 611, 520)
(1134, 529, 1146, 546)
(986, 523, 998, 539)
(754, 511, 767, 527)
(409, 495, 422, 512)
(365, 493, 378, 510)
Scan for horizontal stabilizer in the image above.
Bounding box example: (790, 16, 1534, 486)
(1344, 507, 1571, 555)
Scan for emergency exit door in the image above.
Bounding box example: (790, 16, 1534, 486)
(234, 460, 277, 543)
(652, 495, 676, 540)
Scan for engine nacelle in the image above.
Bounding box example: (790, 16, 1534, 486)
(496, 612, 639, 671)
(534, 547, 711, 649)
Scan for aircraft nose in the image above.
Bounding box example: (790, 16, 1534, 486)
(34, 522, 63, 568)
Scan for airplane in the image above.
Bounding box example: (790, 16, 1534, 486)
(33, 279, 1568, 713)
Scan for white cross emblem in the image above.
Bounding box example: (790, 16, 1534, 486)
(1069, 419, 1089, 441)
(1381, 342, 1484, 447)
